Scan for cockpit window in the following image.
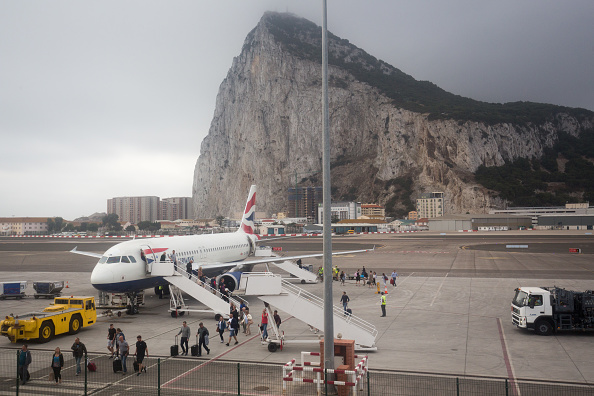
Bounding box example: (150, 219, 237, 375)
(98, 256, 107, 264)
(121, 256, 130, 263)
(128, 256, 136, 263)
(106, 256, 121, 264)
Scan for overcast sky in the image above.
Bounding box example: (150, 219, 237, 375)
(1, 1, 593, 220)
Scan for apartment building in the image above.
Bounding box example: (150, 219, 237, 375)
(160, 197, 192, 221)
(288, 186, 323, 223)
(107, 196, 159, 224)
(0, 217, 49, 235)
(361, 204, 385, 220)
(416, 192, 444, 219)
(318, 201, 361, 222)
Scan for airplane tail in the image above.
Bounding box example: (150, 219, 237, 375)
(238, 185, 256, 234)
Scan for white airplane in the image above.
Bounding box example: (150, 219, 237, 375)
(71, 185, 372, 312)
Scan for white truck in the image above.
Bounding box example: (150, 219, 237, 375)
(511, 286, 594, 335)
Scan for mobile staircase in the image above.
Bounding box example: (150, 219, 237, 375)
(150, 261, 244, 319)
(239, 272, 377, 350)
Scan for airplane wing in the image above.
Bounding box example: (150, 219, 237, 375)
(70, 246, 103, 259)
(197, 247, 375, 272)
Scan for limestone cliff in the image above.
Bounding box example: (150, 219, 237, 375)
(192, 12, 594, 218)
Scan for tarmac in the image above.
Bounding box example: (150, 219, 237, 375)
(0, 231, 593, 385)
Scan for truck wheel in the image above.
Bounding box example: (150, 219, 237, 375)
(535, 320, 553, 336)
(39, 321, 54, 343)
(171, 311, 178, 318)
(69, 314, 82, 334)
(214, 313, 221, 321)
(268, 343, 278, 352)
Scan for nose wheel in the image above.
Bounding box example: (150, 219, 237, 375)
(126, 293, 139, 315)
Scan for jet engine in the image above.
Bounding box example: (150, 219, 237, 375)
(217, 271, 242, 292)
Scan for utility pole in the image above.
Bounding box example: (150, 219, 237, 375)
(321, 0, 334, 374)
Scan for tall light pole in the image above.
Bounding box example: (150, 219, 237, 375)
(321, 0, 335, 373)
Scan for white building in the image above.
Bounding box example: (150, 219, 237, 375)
(416, 192, 444, 219)
(317, 202, 361, 222)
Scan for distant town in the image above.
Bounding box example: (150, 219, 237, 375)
(3, 187, 594, 236)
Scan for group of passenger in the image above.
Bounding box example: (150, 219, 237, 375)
(107, 324, 148, 376)
(17, 336, 91, 386)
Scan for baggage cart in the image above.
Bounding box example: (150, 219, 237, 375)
(32, 281, 64, 299)
(0, 281, 27, 300)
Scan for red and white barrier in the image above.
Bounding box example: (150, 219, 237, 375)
(284, 352, 369, 394)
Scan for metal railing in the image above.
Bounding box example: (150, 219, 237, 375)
(1, 348, 593, 395)
(280, 279, 379, 341)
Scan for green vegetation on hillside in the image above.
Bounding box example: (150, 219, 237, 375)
(474, 131, 594, 206)
(264, 13, 593, 125)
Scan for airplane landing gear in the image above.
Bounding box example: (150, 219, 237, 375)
(126, 292, 139, 315)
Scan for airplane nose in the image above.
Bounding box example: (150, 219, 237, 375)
(90, 266, 114, 289)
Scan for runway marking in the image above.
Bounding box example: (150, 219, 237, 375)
(497, 317, 520, 396)
(381, 250, 450, 254)
(430, 273, 448, 307)
(478, 257, 506, 260)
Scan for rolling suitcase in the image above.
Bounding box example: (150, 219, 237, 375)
(171, 335, 179, 357)
(191, 335, 199, 356)
(113, 357, 122, 373)
(346, 308, 352, 316)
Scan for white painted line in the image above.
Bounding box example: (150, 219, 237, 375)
(430, 273, 448, 307)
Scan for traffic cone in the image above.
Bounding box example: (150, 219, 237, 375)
(65, 281, 69, 288)
(384, 284, 388, 294)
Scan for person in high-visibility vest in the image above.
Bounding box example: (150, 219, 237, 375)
(380, 293, 387, 317)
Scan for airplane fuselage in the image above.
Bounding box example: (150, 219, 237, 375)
(90, 233, 257, 293)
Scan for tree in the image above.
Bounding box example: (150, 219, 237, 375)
(137, 221, 151, 231)
(148, 222, 161, 232)
(125, 225, 136, 232)
(63, 223, 75, 232)
(103, 214, 121, 231)
(216, 215, 225, 227)
(78, 222, 88, 232)
(87, 223, 99, 232)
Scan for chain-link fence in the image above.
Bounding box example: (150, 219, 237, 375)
(1, 348, 593, 395)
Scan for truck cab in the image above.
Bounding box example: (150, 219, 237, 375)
(511, 287, 554, 335)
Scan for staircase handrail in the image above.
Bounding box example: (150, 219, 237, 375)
(175, 267, 245, 312)
(280, 279, 378, 339)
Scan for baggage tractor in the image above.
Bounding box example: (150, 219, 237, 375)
(191, 335, 199, 356)
(170, 335, 179, 356)
(133, 360, 139, 372)
(113, 357, 122, 373)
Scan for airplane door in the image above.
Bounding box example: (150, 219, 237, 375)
(141, 244, 157, 274)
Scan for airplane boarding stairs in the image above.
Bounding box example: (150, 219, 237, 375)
(269, 256, 318, 283)
(150, 261, 242, 317)
(240, 272, 378, 349)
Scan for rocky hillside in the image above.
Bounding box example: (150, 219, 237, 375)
(192, 12, 594, 218)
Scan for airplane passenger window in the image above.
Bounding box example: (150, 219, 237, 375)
(121, 256, 130, 263)
(106, 256, 120, 264)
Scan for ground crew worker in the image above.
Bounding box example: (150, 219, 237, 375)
(380, 293, 387, 317)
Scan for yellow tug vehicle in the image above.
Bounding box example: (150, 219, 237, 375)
(0, 296, 97, 343)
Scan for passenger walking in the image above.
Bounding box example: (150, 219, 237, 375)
(118, 335, 129, 374)
(355, 270, 360, 286)
(241, 307, 248, 334)
(261, 308, 269, 340)
(115, 328, 125, 354)
(273, 310, 282, 329)
(340, 271, 346, 285)
(71, 337, 87, 376)
(197, 322, 210, 356)
(245, 308, 253, 335)
(391, 270, 398, 287)
(134, 335, 148, 375)
(380, 293, 387, 317)
(107, 323, 117, 358)
(177, 321, 191, 356)
(340, 291, 350, 314)
(17, 344, 32, 385)
(226, 315, 239, 346)
(170, 250, 177, 271)
(51, 347, 64, 384)
(217, 316, 227, 342)
(186, 259, 193, 279)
